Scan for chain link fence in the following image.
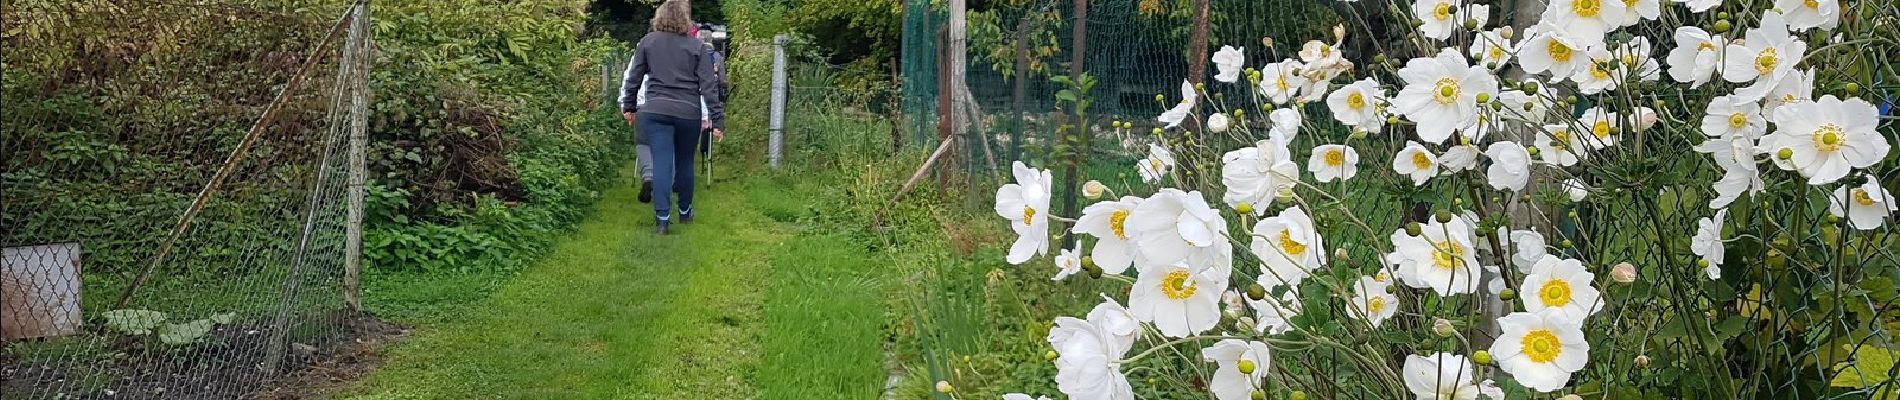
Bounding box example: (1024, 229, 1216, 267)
(1, 3, 380, 398)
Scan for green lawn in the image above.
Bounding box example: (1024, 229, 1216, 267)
(341, 167, 892, 399)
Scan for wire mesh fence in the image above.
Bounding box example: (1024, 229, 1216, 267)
(1, 3, 377, 398)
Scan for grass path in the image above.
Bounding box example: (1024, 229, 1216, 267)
(342, 170, 890, 399)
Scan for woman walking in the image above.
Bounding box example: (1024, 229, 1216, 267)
(619, 0, 725, 235)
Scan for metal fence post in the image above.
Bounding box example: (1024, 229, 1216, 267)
(769, 34, 789, 169)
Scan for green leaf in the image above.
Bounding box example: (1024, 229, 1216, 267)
(1054, 89, 1076, 103)
(1831, 344, 1900, 388)
(103, 309, 168, 336)
(1713, 316, 1748, 340)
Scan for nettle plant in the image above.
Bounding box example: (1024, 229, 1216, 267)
(987, 0, 1899, 399)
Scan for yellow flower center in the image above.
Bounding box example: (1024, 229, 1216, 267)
(1411, 152, 1435, 171)
(1149, 158, 1165, 171)
(1431, 240, 1467, 269)
(1804, 0, 1819, 8)
(1375, 271, 1391, 282)
(1023, 206, 1037, 227)
(1521, 329, 1563, 363)
(1433, 2, 1454, 20)
(1589, 63, 1611, 80)
(1321, 45, 1333, 57)
(1367, 296, 1388, 314)
(1573, 0, 1601, 17)
(1324, 148, 1347, 166)
(1592, 120, 1613, 138)
(1854, 188, 1877, 206)
(1622, 53, 1641, 66)
(1433, 77, 1461, 104)
(1279, 230, 1309, 256)
(1489, 45, 1506, 61)
(1728, 113, 1748, 129)
(1552, 129, 1572, 144)
(1109, 209, 1131, 239)
(1621, 0, 1637, 7)
(1812, 123, 1844, 152)
(1548, 40, 1573, 62)
(1539, 278, 1573, 307)
(1697, 41, 1716, 52)
(1276, 76, 1290, 91)
(1160, 269, 1199, 300)
(1347, 92, 1367, 109)
(1755, 47, 1779, 75)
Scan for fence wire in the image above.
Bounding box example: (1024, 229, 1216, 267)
(1, 3, 376, 399)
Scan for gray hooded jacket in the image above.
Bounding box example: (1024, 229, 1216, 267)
(618, 31, 725, 130)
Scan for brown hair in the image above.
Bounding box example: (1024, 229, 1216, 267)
(651, 0, 693, 35)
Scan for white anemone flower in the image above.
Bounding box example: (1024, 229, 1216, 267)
(1248, 286, 1302, 335)
(1758, 95, 1887, 185)
(1536, 124, 1586, 166)
(1700, 94, 1765, 139)
(1327, 78, 1386, 132)
(1004, 394, 1053, 400)
(1308, 144, 1360, 182)
(1577, 107, 1620, 149)
(1413, 0, 1466, 40)
(1540, 0, 1628, 41)
(1388, 214, 1483, 295)
(1509, 230, 1549, 270)
(1485, 141, 1532, 191)
(1571, 47, 1621, 94)
(1048, 303, 1137, 400)
(1351, 276, 1399, 328)
(1692, 209, 1727, 272)
(1520, 256, 1604, 320)
(1563, 179, 1590, 202)
(1212, 45, 1246, 83)
(1776, 0, 1841, 31)
(995, 161, 1053, 264)
(1680, 0, 1720, 12)
(1158, 80, 1197, 128)
(1221, 139, 1301, 214)
(1297, 78, 1332, 104)
(1053, 243, 1083, 280)
(1694, 135, 1766, 209)
(1203, 340, 1273, 400)
(1299, 40, 1346, 70)
(1129, 189, 1234, 275)
(1208, 112, 1233, 133)
(1393, 141, 1441, 186)
(1395, 48, 1497, 144)
(1491, 310, 1590, 393)
(1073, 196, 1144, 275)
(1520, 24, 1595, 79)
(1250, 206, 1326, 287)
(1269, 107, 1303, 142)
(1665, 27, 1724, 87)
(1465, 4, 1492, 29)
(1614, 0, 1661, 25)
(1761, 68, 1816, 113)
(1440, 144, 1482, 172)
(1497, 87, 1556, 123)
(1403, 353, 1482, 400)
(1613, 37, 1662, 83)
(1138, 144, 1175, 183)
(1469, 28, 1515, 69)
(1130, 262, 1227, 338)
(1722, 12, 1807, 90)
(1088, 296, 1142, 347)
(1259, 60, 1308, 104)
(1830, 178, 1897, 230)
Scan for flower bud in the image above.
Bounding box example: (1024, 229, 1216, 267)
(1476, 92, 1492, 103)
(1386, 115, 1401, 125)
(1499, 288, 1517, 300)
(935, 381, 954, 393)
(1335, 248, 1350, 261)
(1405, 222, 1423, 236)
(1473, 350, 1493, 365)
(1712, 19, 1732, 33)
(1262, 36, 1275, 47)
(1333, 25, 1347, 42)
(1247, 283, 1267, 301)
(1635, 354, 1651, 368)
(1432, 318, 1455, 337)
(1045, 350, 1059, 361)
(1155, 94, 1166, 103)
(1464, 19, 1480, 30)
(1560, 239, 1574, 248)
(1499, 26, 1514, 39)
(1777, 148, 1794, 160)
(1237, 359, 1257, 374)
(1290, 390, 1308, 400)
(1521, 81, 1539, 95)
(1845, 82, 1863, 96)
(1252, 390, 1268, 400)
(1526, 146, 1540, 156)
(1696, 258, 1710, 268)
(1236, 202, 1255, 215)
(1082, 180, 1107, 199)
(1435, 210, 1454, 223)
(1716, 11, 1730, 19)
(1611, 262, 1637, 283)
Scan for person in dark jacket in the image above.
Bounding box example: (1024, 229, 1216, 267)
(619, 0, 724, 235)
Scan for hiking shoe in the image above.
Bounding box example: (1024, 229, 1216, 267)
(656, 219, 671, 235)
(638, 180, 653, 203)
(679, 208, 694, 224)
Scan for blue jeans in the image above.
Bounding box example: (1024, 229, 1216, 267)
(637, 112, 702, 221)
